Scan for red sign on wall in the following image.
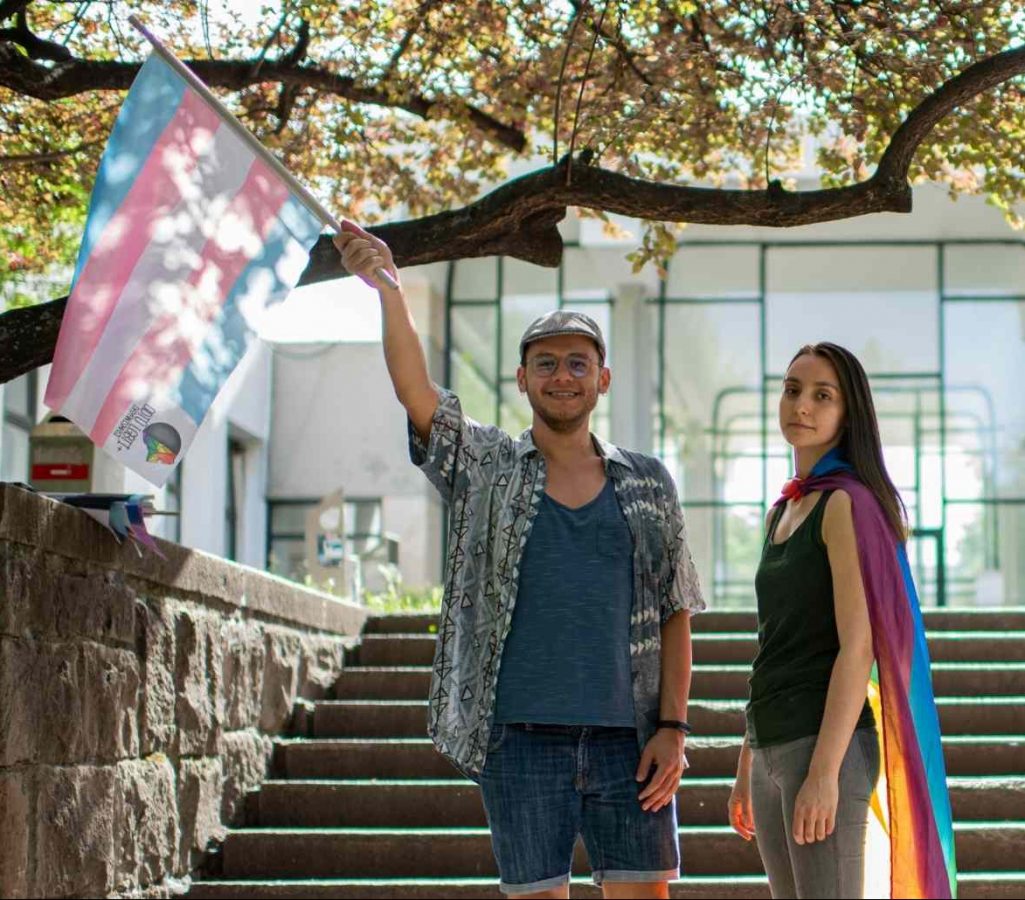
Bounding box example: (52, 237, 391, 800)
(31, 463, 90, 481)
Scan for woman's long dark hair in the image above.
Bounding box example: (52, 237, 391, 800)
(789, 342, 909, 542)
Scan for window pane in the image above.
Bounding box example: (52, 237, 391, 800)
(451, 357, 495, 424)
(353, 533, 398, 565)
(766, 247, 938, 375)
(268, 538, 306, 581)
(944, 245, 1025, 298)
(660, 303, 762, 502)
(271, 503, 312, 534)
(1, 423, 29, 482)
(159, 467, 182, 543)
(562, 247, 622, 299)
(666, 246, 760, 299)
(451, 258, 498, 301)
(450, 306, 497, 424)
(679, 504, 763, 609)
(907, 530, 940, 608)
(944, 302, 1025, 499)
(591, 390, 611, 444)
(945, 502, 1025, 607)
(720, 505, 764, 607)
(347, 499, 382, 536)
(679, 505, 714, 608)
(499, 381, 532, 435)
(451, 305, 496, 379)
(502, 258, 558, 297)
(869, 376, 940, 531)
(2, 374, 31, 419)
(501, 294, 557, 373)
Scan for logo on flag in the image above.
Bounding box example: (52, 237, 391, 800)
(45, 51, 324, 487)
(142, 423, 182, 465)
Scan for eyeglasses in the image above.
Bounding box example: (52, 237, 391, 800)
(528, 355, 596, 378)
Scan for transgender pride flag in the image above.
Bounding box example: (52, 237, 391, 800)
(45, 49, 323, 487)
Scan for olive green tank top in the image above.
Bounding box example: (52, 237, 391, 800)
(746, 490, 875, 748)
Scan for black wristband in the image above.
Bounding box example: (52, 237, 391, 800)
(657, 719, 693, 735)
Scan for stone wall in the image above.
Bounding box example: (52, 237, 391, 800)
(0, 484, 367, 898)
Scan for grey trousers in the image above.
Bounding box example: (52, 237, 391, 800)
(750, 727, 881, 900)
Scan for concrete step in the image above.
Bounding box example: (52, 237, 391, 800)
(313, 697, 1025, 738)
(364, 609, 1025, 635)
(254, 776, 1025, 828)
(276, 736, 1025, 780)
(218, 823, 1024, 878)
(188, 872, 1025, 899)
(354, 632, 1025, 667)
(333, 663, 1025, 701)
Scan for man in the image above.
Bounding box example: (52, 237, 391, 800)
(334, 223, 705, 900)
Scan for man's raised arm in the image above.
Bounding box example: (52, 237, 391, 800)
(333, 222, 438, 443)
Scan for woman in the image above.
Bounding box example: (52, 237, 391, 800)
(728, 342, 956, 899)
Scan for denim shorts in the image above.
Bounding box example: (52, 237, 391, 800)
(475, 723, 680, 895)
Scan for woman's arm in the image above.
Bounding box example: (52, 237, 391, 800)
(729, 733, 756, 840)
(729, 506, 775, 840)
(791, 489, 875, 845)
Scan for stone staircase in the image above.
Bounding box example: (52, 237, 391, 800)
(189, 609, 1025, 899)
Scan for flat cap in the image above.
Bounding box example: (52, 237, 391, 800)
(518, 310, 606, 363)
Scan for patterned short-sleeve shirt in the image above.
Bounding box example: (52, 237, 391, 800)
(410, 388, 705, 778)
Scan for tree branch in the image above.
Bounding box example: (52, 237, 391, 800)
(0, 7, 71, 60)
(876, 44, 1025, 184)
(0, 138, 102, 166)
(0, 43, 528, 152)
(0, 0, 31, 25)
(381, 1, 439, 80)
(0, 295, 67, 384)
(3, 44, 1025, 385)
(282, 18, 310, 67)
(249, 9, 290, 78)
(273, 82, 300, 134)
(296, 155, 909, 289)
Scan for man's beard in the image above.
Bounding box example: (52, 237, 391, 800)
(528, 389, 597, 433)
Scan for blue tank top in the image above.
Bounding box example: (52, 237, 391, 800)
(494, 478, 636, 726)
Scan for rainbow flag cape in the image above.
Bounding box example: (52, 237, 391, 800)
(779, 449, 957, 899)
(45, 52, 323, 487)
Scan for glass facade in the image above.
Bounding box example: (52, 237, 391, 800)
(446, 239, 1025, 608)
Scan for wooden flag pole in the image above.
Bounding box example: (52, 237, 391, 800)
(127, 14, 400, 291)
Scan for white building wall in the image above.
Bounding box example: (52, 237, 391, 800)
(178, 341, 272, 568)
(268, 273, 445, 589)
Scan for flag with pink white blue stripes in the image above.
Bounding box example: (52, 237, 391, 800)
(45, 52, 323, 487)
